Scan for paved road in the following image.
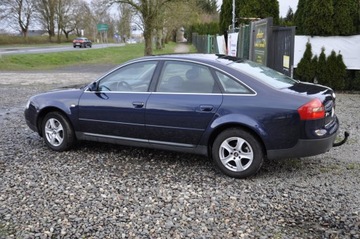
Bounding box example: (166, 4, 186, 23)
(0, 43, 125, 56)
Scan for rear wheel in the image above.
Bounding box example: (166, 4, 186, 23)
(212, 128, 263, 178)
(42, 112, 75, 151)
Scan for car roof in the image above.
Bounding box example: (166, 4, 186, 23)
(131, 53, 243, 67)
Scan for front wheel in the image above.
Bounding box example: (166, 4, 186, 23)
(42, 112, 75, 151)
(212, 128, 264, 178)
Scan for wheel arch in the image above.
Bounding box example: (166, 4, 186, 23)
(207, 123, 267, 159)
(36, 107, 74, 137)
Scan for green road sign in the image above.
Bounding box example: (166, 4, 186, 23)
(97, 24, 109, 31)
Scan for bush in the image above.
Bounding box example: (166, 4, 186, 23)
(294, 42, 316, 82)
(296, 43, 348, 91)
(345, 71, 360, 91)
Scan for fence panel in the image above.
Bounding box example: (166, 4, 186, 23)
(269, 27, 295, 77)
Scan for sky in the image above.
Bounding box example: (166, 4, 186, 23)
(216, 0, 299, 17)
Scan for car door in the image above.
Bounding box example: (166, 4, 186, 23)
(146, 61, 223, 147)
(78, 60, 158, 141)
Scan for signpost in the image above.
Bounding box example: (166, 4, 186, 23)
(97, 24, 109, 43)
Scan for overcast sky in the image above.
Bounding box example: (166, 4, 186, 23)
(216, 0, 299, 17)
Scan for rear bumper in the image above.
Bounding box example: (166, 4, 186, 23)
(266, 130, 338, 160)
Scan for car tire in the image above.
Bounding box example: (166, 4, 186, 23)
(212, 128, 263, 178)
(42, 112, 75, 151)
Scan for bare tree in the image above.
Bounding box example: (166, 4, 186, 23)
(117, 3, 133, 42)
(161, 1, 200, 44)
(55, 0, 81, 41)
(108, 0, 179, 55)
(35, 0, 56, 40)
(73, 1, 92, 37)
(0, 0, 36, 37)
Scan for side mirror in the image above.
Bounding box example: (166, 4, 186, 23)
(88, 82, 98, 92)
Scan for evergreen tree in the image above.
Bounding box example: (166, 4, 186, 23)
(333, 0, 356, 35)
(316, 48, 328, 86)
(326, 50, 346, 90)
(294, 0, 308, 34)
(311, 55, 318, 83)
(295, 42, 316, 82)
(238, 0, 279, 25)
(219, 0, 232, 33)
(335, 52, 347, 90)
(219, 0, 279, 32)
(285, 7, 294, 22)
(280, 7, 294, 26)
(304, 0, 334, 36)
(196, 0, 218, 14)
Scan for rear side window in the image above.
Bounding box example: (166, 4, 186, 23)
(216, 71, 253, 94)
(157, 61, 220, 93)
(229, 60, 297, 89)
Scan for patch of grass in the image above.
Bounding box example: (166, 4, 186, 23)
(346, 162, 360, 170)
(0, 42, 193, 71)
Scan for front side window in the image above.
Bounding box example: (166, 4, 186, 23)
(157, 61, 219, 93)
(98, 61, 157, 92)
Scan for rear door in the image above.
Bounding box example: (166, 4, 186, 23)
(146, 61, 223, 147)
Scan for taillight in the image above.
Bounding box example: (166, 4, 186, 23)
(298, 98, 325, 120)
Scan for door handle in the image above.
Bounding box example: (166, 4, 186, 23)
(132, 102, 144, 108)
(199, 105, 214, 112)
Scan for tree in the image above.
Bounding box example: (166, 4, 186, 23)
(294, 0, 308, 34)
(326, 50, 346, 90)
(109, 0, 179, 56)
(316, 48, 327, 86)
(219, 0, 279, 33)
(73, 1, 92, 37)
(0, 0, 36, 37)
(161, 1, 199, 46)
(304, 0, 334, 36)
(35, 0, 57, 40)
(196, 0, 217, 14)
(219, 0, 232, 33)
(295, 0, 360, 36)
(117, 3, 133, 42)
(280, 7, 294, 26)
(294, 42, 316, 82)
(333, 0, 357, 35)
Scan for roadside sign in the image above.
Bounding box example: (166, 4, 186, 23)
(97, 24, 108, 31)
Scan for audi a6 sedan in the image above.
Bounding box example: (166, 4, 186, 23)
(24, 54, 347, 178)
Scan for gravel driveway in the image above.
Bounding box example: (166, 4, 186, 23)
(0, 68, 359, 238)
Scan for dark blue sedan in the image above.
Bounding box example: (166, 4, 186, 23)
(24, 54, 347, 178)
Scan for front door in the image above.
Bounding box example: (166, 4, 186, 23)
(78, 61, 158, 141)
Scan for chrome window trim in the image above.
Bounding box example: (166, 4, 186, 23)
(83, 57, 258, 96)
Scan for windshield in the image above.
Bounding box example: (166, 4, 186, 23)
(228, 60, 298, 89)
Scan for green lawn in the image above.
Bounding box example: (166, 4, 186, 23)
(0, 42, 194, 71)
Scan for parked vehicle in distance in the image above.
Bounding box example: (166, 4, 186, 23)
(73, 37, 92, 48)
(24, 54, 348, 178)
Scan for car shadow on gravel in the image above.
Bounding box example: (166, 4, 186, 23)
(63, 140, 326, 180)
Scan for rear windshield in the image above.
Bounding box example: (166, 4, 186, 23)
(228, 60, 298, 89)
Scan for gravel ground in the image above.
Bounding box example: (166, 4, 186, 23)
(0, 68, 359, 239)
